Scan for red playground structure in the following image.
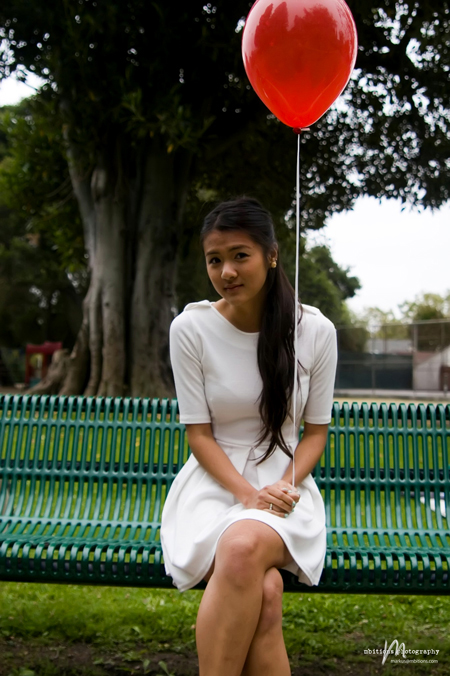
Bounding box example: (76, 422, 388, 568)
(25, 342, 62, 387)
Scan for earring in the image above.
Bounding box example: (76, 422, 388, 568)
(271, 260, 277, 268)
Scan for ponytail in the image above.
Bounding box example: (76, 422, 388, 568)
(255, 261, 302, 463)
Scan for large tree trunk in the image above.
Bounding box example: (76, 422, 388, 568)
(59, 132, 190, 398)
(130, 141, 191, 398)
(59, 123, 96, 395)
(90, 158, 126, 396)
(59, 286, 91, 395)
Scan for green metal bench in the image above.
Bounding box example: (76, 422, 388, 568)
(0, 394, 449, 594)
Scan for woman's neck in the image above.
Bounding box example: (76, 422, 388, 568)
(213, 296, 265, 333)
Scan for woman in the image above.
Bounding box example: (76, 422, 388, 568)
(161, 197, 338, 676)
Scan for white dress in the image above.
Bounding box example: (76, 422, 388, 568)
(160, 300, 337, 592)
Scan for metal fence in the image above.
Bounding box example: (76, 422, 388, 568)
(336, 319, 450, 393)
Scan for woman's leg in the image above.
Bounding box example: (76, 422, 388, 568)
(240, 567, 290, 676)
(196, 520, 292, 676)
(201, 565, 290, 676)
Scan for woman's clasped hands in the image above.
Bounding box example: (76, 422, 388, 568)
(245, 480, 300, 518)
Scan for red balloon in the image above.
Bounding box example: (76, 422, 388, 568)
(242, 0, 358, 129)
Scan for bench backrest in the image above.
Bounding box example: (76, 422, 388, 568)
(1, 394, 449, 535)
(321, 401, 450, 540)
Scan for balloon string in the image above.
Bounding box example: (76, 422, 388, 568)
(292, 132, 301, 488)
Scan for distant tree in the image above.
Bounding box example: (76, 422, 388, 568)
(0, 99, 86, 349)
(347, 292, 450, 353)
(335, 304, 370, 353)
(350, 293, 450, 328)
(0, 224, 85, 349)
(399, 292, 450, 321)
(400, 292, 450, 351)
(288, 244, 361, 325)
(354, 306, 409, 339)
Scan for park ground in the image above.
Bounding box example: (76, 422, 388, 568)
(0, 583, 448, 676)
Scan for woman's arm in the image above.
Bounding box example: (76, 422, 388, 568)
(281, 313, 337, 487)
(280, 421, 329, 486)
(186, 423, 255, 506)
(186, 423, 299, 516)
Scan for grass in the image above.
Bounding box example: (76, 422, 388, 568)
(0, 581, 449, 675)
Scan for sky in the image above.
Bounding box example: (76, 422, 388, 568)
(0, 71, 43, 104)
(1, 74, 449, 320)
(310, 198, 450, 318)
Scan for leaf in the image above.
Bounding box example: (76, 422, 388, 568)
(157, 662, 174, 676)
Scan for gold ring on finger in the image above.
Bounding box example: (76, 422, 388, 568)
(269, 503, 273, 510)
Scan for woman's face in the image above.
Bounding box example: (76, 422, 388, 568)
(203, 229, 276, 308)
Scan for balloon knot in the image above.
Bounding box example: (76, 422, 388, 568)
(292, 127, 310, 135)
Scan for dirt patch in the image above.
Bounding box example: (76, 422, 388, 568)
(0, 638, 198, 676)
(0, 637, 444, 675)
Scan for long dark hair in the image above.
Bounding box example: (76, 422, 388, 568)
(200, 196, 302, 463)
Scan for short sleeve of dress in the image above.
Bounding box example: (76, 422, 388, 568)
(169, 313, 212, 424)
(302, 316, 338, 425)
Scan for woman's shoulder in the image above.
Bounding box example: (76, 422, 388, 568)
(299, 304, 337, 367)
(170, 300, 212, 332)
(300, 303, 335, 331)
(182, 299, 213, 313)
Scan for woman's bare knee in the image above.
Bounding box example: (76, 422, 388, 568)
(215, 532, 261, 586)
(210, 522, 290, 589)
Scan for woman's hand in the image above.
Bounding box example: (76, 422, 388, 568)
(244, 480, 300, 518)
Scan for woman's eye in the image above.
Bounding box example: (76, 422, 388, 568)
(208, 257, 220, 264)
(235, 252, 248, 259)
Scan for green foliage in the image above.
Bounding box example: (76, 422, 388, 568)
(336, 304, 371, 352)
(355, 307, 410, 339)
(1, 0, 449, 217)
(346, 0, 450, 209)
(399, 292, 450, 351)
(0, 96, 84, 271)
(349, 292, 450, 328)
(0, 96, 87, 348)
(340, 293, 450, 354)
(399, 291, 450, 321)
(296, 245, 361, 324)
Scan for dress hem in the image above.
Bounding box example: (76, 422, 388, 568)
(163, 514, 324, 593)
